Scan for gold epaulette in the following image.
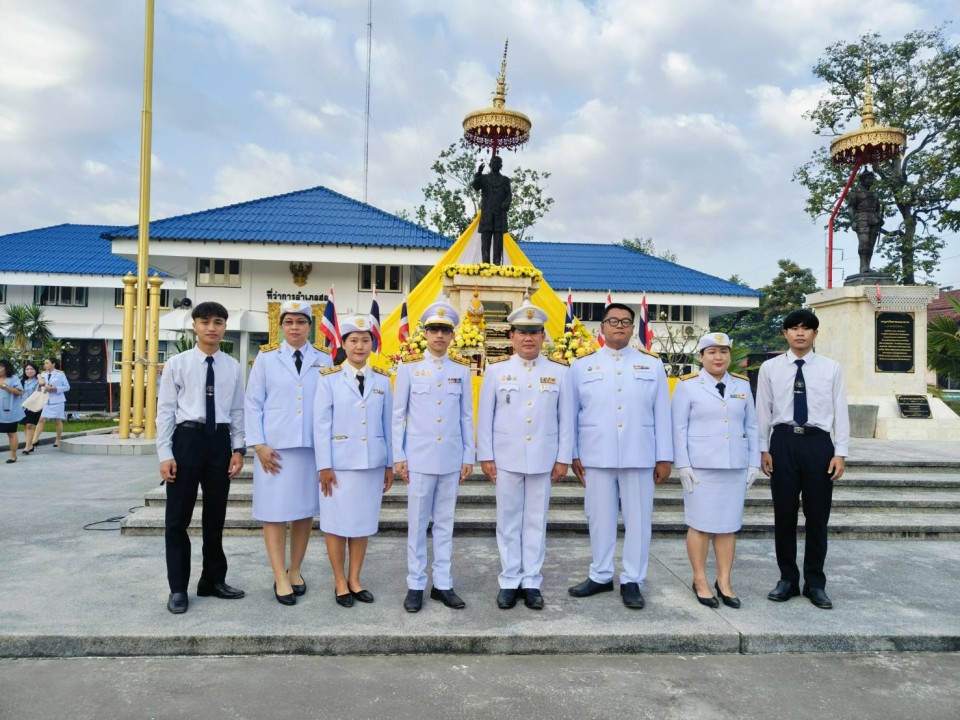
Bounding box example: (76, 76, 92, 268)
(548, 355, 569, 367)
(403, 355, 425, 364)
(448, 353, 472, 367)
(371, 366, 392, 377)
(638, 346, 660, 358)
(320, 365, 343, 376)
(730, 372, 749, 381)
(680, 371, 699, 381)
(313, 343, 331, 355)
(259, 342, 280, 352)
(486, 356, 509, 365)
(577, 347, 598, 359)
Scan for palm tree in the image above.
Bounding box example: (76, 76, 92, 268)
(0, 304, 54, 355)
(928, 295, 960, 382)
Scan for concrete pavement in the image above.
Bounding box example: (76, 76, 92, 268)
(1, 439, 959, 657)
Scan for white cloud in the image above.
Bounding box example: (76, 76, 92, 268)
(661, 52, 725, 88)
(750, 83, 831, 140)
(82, 160, 110, 177)
(210, 143, 325, 207)
(0, 5, 92, 91)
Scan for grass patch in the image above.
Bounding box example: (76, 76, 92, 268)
(32, 419, 117, 433)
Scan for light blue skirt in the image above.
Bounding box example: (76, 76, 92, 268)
(683, 468, 748, 534)
(319, 468, 384, 538)
(41, 402, 67, 420)
(252, 446, 320, 523)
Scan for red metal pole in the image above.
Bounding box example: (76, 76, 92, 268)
(827, 161, 863, 288)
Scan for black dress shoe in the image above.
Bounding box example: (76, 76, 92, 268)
(803, 586, 833, 609)
(620, 582, 645, 609)
(523, 588, 545, 610)
(335, 591, 355, 608)
(767, 580, 801, 602)
(274, 583, 296, 606)
(568, 578, 614, 597)
(167, 592, 188, 614)
(715, 581, 741, 609)
(404, 589, 424, 613)
(288, 569, 306, 597)
(196, 580, 245, 599)
(497, 588, 519, 609)
(691, 582, 719, 608)
(350, 588, 375, 603)
(430, 587, 466, 609)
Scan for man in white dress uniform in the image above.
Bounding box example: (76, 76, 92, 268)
(477, 298, 573, 610)
(393, 295, 475, 613)
(567, 302, 673, 610)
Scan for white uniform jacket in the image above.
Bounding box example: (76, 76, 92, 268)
(477, 354, 574, 475)
(570, 345, 673, 468)
(314, 364, 393, 472)
(245, 342, 331, 449)
(42, 370, 70, 409)
(671, 371, 760, 469)
(392, 354, 475, 474)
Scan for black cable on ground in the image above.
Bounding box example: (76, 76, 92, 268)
(83, 506, 143, 531)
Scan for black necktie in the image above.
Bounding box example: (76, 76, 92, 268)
(716, 382, 725, 398)
(356, 372, 364, 396)
(793, 359, 808, 427)
(294, 349, 302, 374)
(204, 356, 216, 436)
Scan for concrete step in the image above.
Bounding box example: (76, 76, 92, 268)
(142, 483, 960, 513)
(121, 504, 960, 540)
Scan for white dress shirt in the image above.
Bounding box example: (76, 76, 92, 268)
(755, 350, 849, 456)
(156, 347, 245, 462)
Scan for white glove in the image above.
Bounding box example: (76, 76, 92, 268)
(746, 466, 760, 490)
(678, 467, 699, 494)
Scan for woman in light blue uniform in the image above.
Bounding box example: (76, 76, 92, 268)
(0, 359, 25, 463)
(314, 315, 393, 608)
(32, 357, 70, 449)
(672, 333, 759, 609)
(245, 300, 332, 606)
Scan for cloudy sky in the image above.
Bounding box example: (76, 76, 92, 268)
(2, 0, 958, 289)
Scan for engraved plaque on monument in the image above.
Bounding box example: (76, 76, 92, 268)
(895, 394, 932, 419)
(875, 312, 915, 373)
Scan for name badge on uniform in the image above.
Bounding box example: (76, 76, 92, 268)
(333, 435, 347, 440)
(448, 377, 462, 384)
(310, 362, 325, 368)
(730, 392, 747, 399)
(372, 388, 385, 394)
(633, 364, 651, 371)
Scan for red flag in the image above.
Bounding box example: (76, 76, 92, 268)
(640, 294, 654, 350)
(319, 287, 342, 352)
(604, 291, 612, 307)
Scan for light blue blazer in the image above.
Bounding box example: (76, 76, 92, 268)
(314, 364, 392, 472)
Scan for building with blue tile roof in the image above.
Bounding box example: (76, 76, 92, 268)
(2, 186, 759, 399)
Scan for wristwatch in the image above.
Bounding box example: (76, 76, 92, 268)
(232, 447, 247, 456)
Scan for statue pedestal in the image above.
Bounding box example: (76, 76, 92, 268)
(807, 285, 960, 440)
(843, 271, 896, 287)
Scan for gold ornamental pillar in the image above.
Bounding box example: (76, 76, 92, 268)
(131, 0, 156, 438)
(145, 274, 164, 439)
(119, 273, 137, 439)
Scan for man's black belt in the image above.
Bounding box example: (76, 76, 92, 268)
(178, 421, 229, 431)
(773, 424, 828, 436)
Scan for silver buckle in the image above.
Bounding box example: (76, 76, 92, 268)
(792, 426, 804, 435)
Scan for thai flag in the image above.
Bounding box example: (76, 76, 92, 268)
(604, 291, 612, 307)
(370, 289, 381, 353)
(565, 289, 574, 328)
(640, 294, 654, 350)
(398, 300, 410, 342)
(319, 287, 342, 352)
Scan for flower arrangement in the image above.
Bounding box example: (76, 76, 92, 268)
(542, 318, 601, 363)
(389, 323, 429, 366)
(454, 317, 486, 348)
(442, 263, 543, 281)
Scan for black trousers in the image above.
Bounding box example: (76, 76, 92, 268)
(165, 425, 231, 592)
(481, 231, 504, 265)
(769, 428, 835, 589)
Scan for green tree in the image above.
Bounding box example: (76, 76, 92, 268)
(711, 260, 820, 352)
(928, 294, 960, 381)
(400, 139, 554, 241)
(793, 27, 960, 284)
(0, 304, 54, 354)
(620, 236, 679, 263)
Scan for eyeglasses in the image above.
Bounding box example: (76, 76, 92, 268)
(281, 319, 311, 327)
(603, 318, 634, 327)
(424, 326, 454, 334)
